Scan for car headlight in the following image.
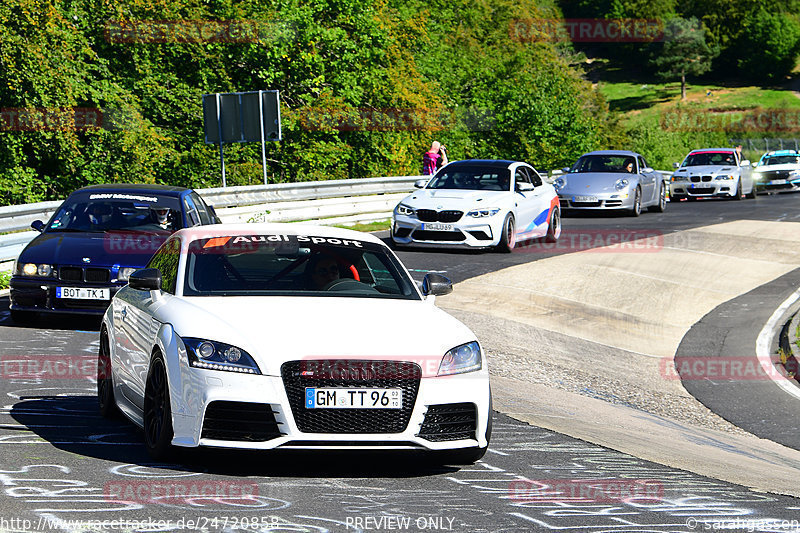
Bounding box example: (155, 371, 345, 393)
(16, 262, 54, 277)
(671, 175, 688, 182)
(614, 178, 629, 191)
(467, 208, 500, 218)
(553, 177, 566, 190)
(714, 175, 735, 181)
(395, 203, 415, 217)
(182, 337, 261, 374)
(117, 267, 138, 281)
(438, 341, 482, 376)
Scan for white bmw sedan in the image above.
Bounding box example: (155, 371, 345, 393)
(99, 224, 491, 463)
(392, 159, 560, 252)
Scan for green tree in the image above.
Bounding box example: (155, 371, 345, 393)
(737, 8, 800, 81)
(650, 17, 716, 99)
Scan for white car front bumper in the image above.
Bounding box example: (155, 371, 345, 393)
(670, 179, 737, 197)
(169, 357, 491, 452)
(391, 213, 503, 248)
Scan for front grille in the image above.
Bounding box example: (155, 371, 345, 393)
(438, 210, 463, 223)
(571, 201, 602, 207)
(702, 175, 712, 182)
(766, 170, 791, 179)
(60, 267, 83, 281)
(85, 268, 110, 283)
(418, 403, 477, 442)
(54, 299, 108, 310)
(414, 209, 463, 223)
(691, 176, 713, 183)
(687, 187, 715, 195)
(765, 183, 795, 190)
(412, 230, 466, 241)
(416, 209, 438, 222)
(281, 360, 421, 434)
(201, 401, 283, 442)
(605, 200, 623, 207)
(58, 266, 111, 283)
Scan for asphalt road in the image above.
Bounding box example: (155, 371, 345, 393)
(3, 193, 800, 532)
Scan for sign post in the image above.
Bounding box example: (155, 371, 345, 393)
(202, 90, 281, 186)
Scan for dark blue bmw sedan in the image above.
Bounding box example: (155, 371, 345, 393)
(9, 184, 219, 322)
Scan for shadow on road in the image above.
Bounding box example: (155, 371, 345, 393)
(10, 395, 463, 478)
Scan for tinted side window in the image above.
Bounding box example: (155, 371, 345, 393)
(146, 240, 180, 294)
(637, 156, 647, 171)
(183, 195, 201, 227)
(191, 193, 213, 225)
(526, 167, 543, 187)
(515, 168, 531, 186)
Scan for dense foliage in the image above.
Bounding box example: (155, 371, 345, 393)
(0, 0, 613, 206)
(561, 0, 800, 82)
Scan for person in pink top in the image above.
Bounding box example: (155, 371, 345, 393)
(422, 141, 448, 175)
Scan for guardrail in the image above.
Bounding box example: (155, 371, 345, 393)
(0, 170, 674, 268)
(0, 175, 423, 267)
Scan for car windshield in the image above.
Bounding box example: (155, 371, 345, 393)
(570, 155, 635, 173)
(425, 165, 510, 191)
(761, 155, 800, 166)
(46, 194, 182, 233)
(183, 234, 420, 300)
(683, 152, 736, 167)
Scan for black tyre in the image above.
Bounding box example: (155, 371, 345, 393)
(628, 187, 642, 217)
(143, 353, 174, 460)
(732, 179, 743, 200)
(649, 184, 667, 213)
(745, 183, 757, 199)
(544, 207, 561, 243)
(495, 213, 516, 253)
(97, 329, 120, 419)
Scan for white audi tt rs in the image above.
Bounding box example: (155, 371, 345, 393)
(99, 224, 491, 463)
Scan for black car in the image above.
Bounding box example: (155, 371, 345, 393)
(9, 184, 219, 322)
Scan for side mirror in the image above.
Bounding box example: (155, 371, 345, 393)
(129, 268, 162, 291)
(421, 273, 453, 297)
(741, 160, 751, 167)
(672, 162, 680, 169)
(561, 167, 570, 173)
(515, 182, 534, 192)
(31, 220, 45, 232)
(414, 179, 428, 189)
(642, 167, 654, 174)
